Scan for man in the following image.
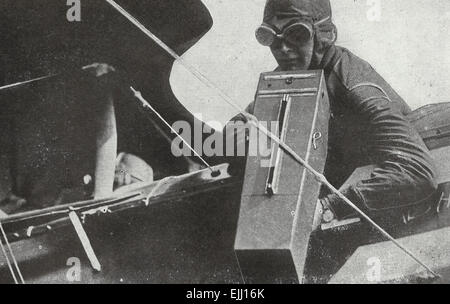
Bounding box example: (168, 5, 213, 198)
(0, 63, 154, 215)
(254, 0, 438, 227)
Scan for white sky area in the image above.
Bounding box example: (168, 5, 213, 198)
(171, 0, 450, 127)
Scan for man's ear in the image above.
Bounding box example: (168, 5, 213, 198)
(329, 24, 338, 44)
(309, 28, 334, 69)
(317, 23, 337, 45)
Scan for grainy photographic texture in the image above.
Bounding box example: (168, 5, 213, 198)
(0, 0, 449, 286)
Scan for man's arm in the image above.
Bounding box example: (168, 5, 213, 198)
(83, 63, 118, 199)
(324, 85, 438, 220)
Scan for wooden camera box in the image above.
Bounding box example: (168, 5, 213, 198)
(234, 70, 330, 283)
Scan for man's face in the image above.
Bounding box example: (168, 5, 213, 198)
(268, 22, 315, 71)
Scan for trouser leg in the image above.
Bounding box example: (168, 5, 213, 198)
(93, 92, 117, 198)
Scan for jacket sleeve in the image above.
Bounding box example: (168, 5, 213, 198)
(325, 84, 438, 220)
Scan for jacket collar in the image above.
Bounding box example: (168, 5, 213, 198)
(316, 44, 341, 74)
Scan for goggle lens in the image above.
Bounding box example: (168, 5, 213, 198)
(255, 25, 276, 47)
(284, 23, 312, 45)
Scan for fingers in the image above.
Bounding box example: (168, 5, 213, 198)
(312, 200, 324, 231)
(244, 113, 259, 125)
(124, 172, 132, 185)
(313, 199, 339, 231)
(115, 170, 132, 187)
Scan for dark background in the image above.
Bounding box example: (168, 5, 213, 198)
(0, 0, 215, 203)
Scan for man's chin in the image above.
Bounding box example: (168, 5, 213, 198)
(279, 63, 308, 71)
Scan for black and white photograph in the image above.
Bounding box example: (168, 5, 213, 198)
(0, 0, 450, 287)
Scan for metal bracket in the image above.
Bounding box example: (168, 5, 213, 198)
(312, 132, 322, 150)
(265, 94, 292, 196)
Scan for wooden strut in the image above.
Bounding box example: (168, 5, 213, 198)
(2, 164, 235, 241)
(1, 163, 234, 273)
(69, 211, 101, 272)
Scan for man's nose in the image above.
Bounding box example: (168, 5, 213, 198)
(279, 40, 294, 54)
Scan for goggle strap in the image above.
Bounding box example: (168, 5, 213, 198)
(258, 24, 277, 34)
(314, 16, 331, 27)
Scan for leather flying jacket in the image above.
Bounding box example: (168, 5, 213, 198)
(318, 45, 438, 220)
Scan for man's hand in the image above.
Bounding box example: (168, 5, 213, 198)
(81, 63, 119, 93)
(82, 63, 116, 77)
(114, 153, 154, 188)
(243, 113, 259, 126)
(312, 199, 337, 231)
(0, 193, 27, 216)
